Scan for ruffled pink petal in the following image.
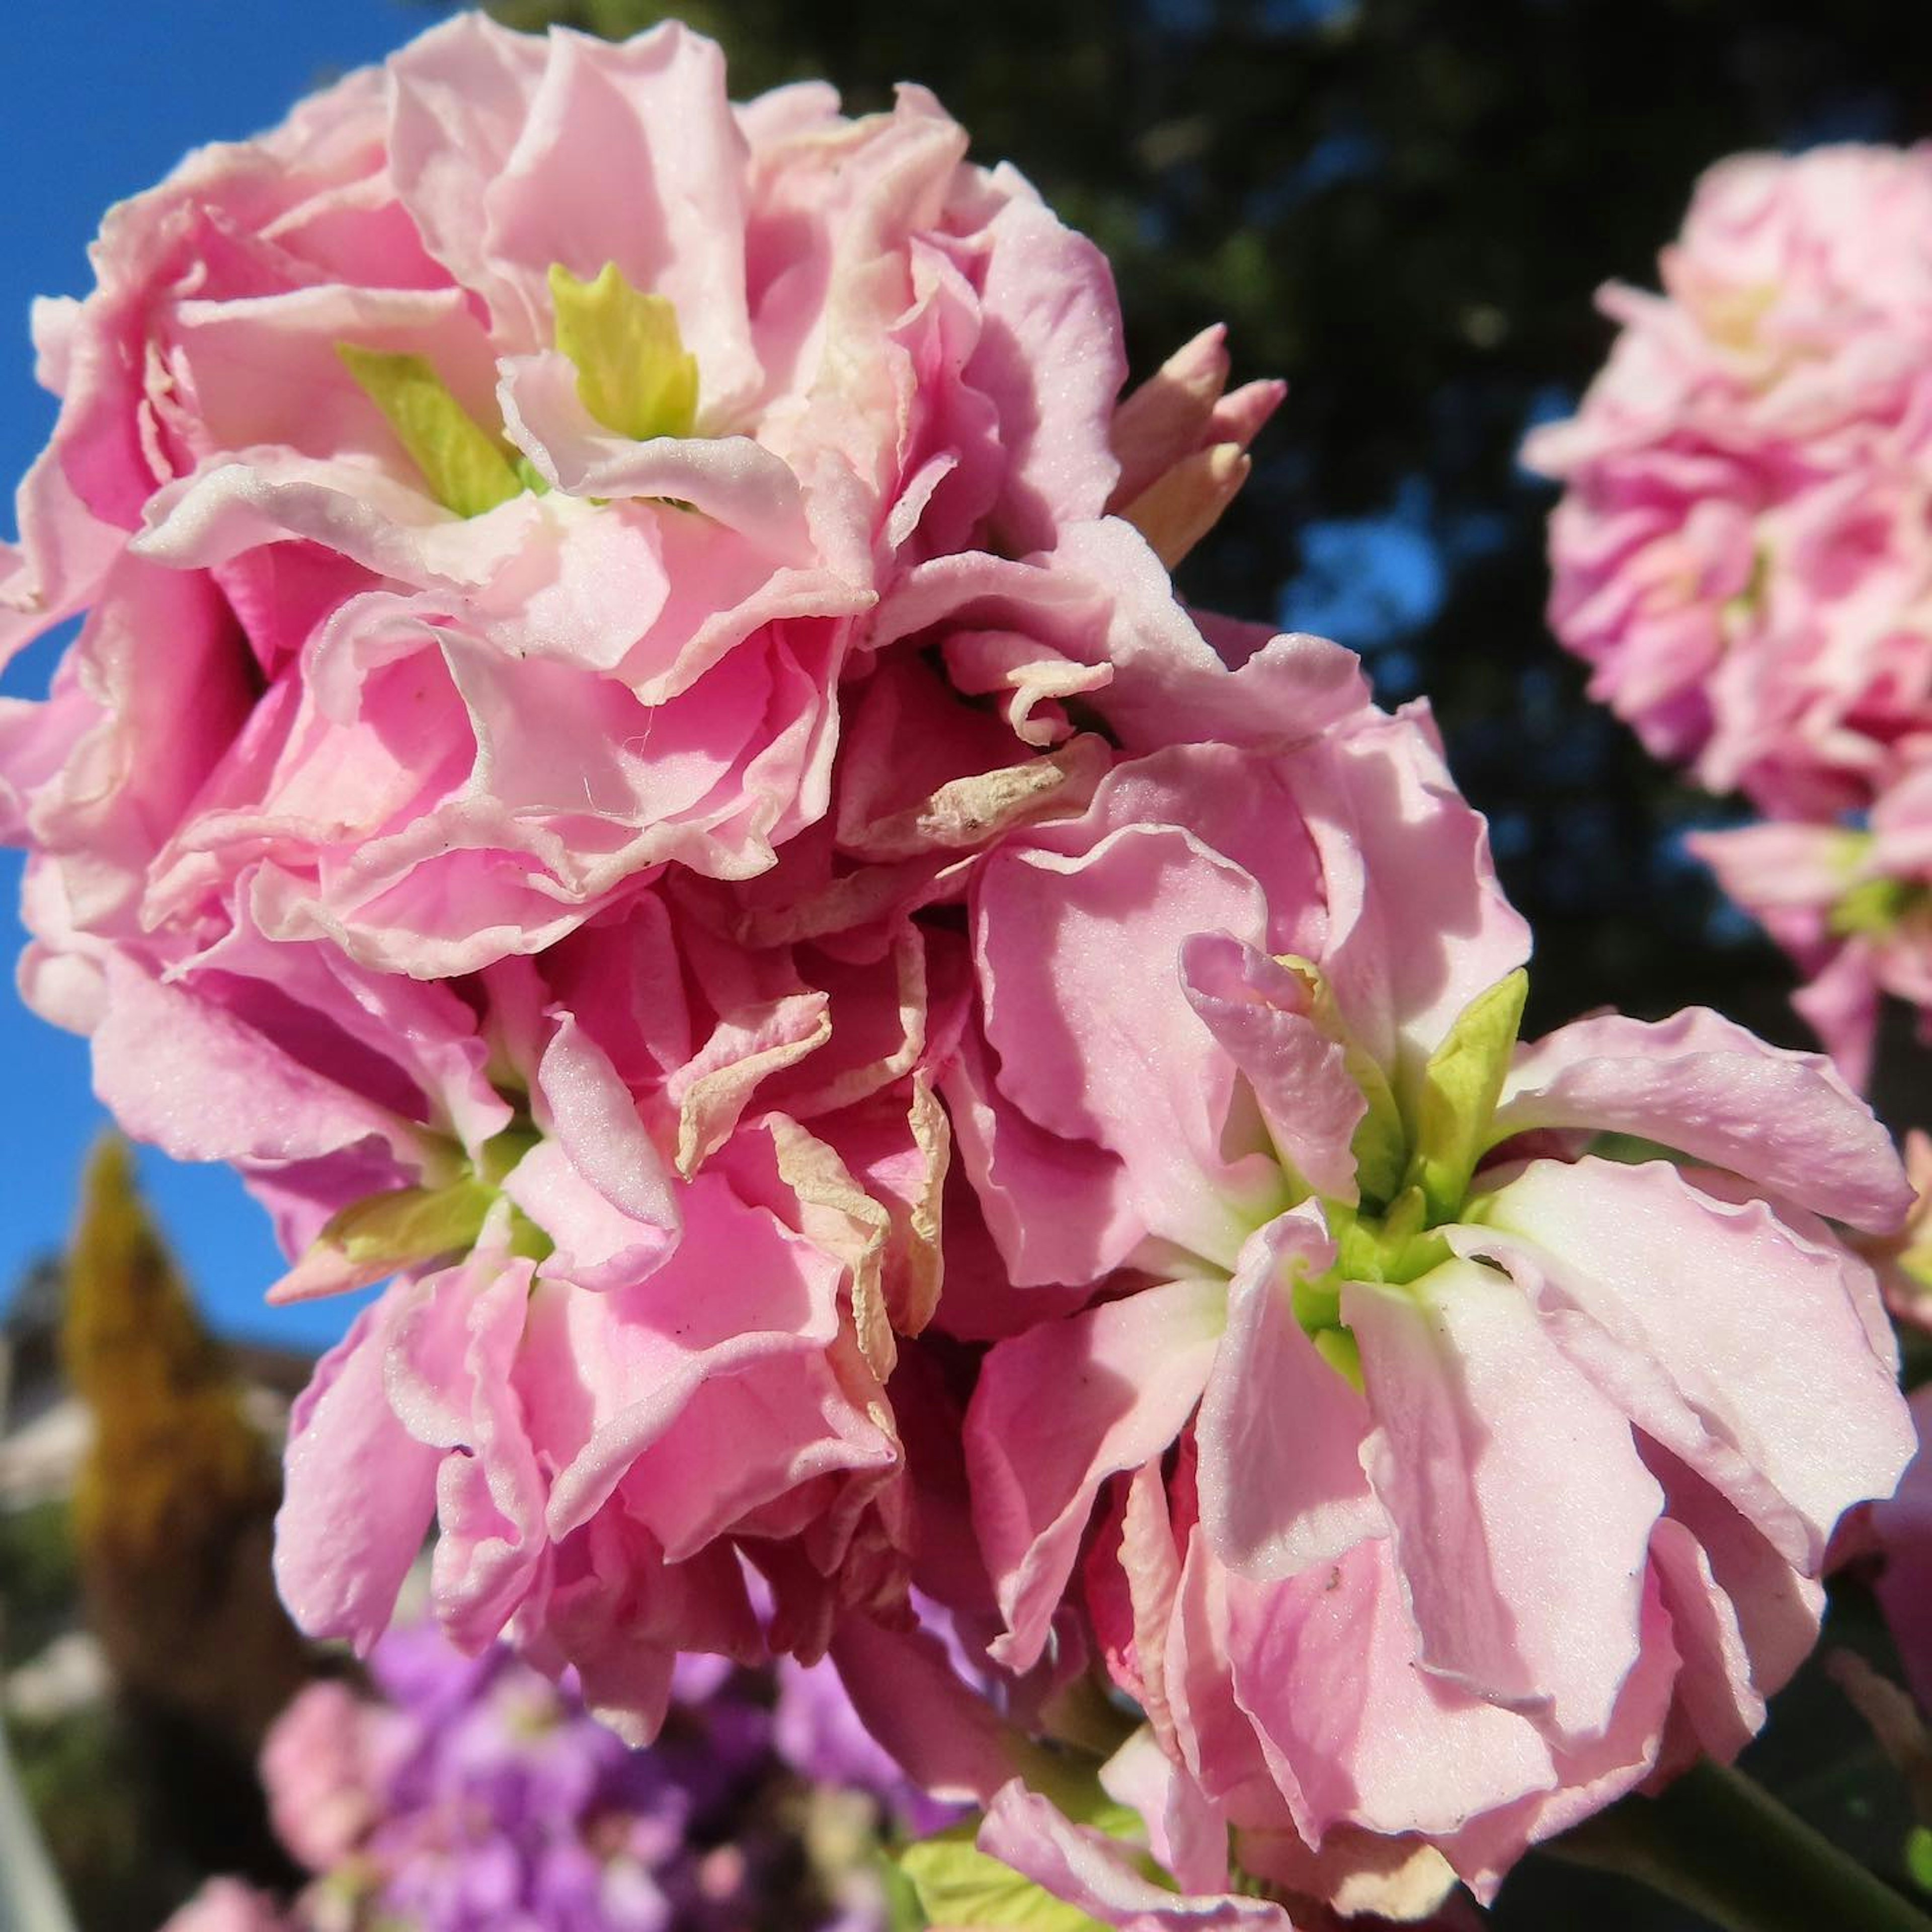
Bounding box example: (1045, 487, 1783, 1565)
(1195, 1209, 1379, 1583)
(974, 822, 1280, 1270)
(90, 952, 420, 1171)
(274, 1284, 441, 1650)
(1225, 1538, 1561, 1845)
(978, 1781, 1294, 1931)
(1870, 1385, 1932, 1711)
(968, 1278, 1227, 1673)
(1305, 706, 1532, 1084)
(515, 1171, 845, 1540)
(1466, 1157, 1914, 1573)
(1179, 933, 1365, 1202)
(1491, 1005, 1910, 1232)
(1346, 1260, 1663, 1744)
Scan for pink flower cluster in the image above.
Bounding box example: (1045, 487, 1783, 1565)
(1526, 144, 1932, 1088)
(0, 18, 1915, 1926)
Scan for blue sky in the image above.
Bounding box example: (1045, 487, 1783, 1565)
(0, 1, 438, 1349)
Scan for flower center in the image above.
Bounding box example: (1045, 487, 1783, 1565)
(1283, 966, 1529, 1381)
(336, 262, 699, 515)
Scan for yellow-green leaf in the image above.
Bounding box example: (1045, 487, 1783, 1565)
(1405, 968, 1528, 1222)
(550, 261, 699, 442)
(313, 1176, 496, 1273)
(337, 345, 523, 518)
(899, 1834, 1108, 1932)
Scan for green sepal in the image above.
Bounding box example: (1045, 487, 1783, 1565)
(1404, 968, 1528, 1222)
(1829, 875, 1926, 941)
(1908, 1826, 1932, 1895)
(549, 261, 699, 441)
(479, 1122, 543, 1188)
(1313, 1326, 1363, 1388)
(506, 1206, 555, 1267)
(311, 1176, 497, 1273)
(1588, 1131, 1686, 1167)
(336, 345, 523, 518)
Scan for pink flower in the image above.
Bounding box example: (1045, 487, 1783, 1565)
(932, 706, 1911, 1902)
(1525, 143, 1932, 817)
(0, 13, 1283, 988)
(1868, 1385, 1932, 1714)
(260, 1678, 399, 1872)
(1856, 1129, 1932, 1330)
(1689, 767, 1932, 1090)
(52, 876, 953, 1730)
(159, 1881, 292, 1932)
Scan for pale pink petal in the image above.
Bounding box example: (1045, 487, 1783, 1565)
(1179, 934, 1365, 1202)
(974, 823, 1281, 1270)
(274, 1285, 440, 1651)
(978, 1780, 1294, 1930)
(1466, 1158, 1915, 1572)
(1195, 1210, 1380, 1583)
(1224, 1540, 1560, 1844)
(1870, 1385, 1932, 1710)
(968, 1279, 1227, 1672)
(1492, 1005, 1911, 1232)
(90, 953, 419, 1171)
(1346, 1261, 1662, 1744)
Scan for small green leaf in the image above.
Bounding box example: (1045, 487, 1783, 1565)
(1405, 968, 1528, 1223)
(337, 345, 523, 518)
(1907, 1826, 1932, 1894)
(550, 261, 699, 441)
(899, 1834, 1108, 1931)
(1830, 875, 1928, 941)
(312, 1176, 496, 1273)
(1313, 1325, 1362, 1388)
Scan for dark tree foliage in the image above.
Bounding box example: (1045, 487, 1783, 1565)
(469, 0, 1932, 1076)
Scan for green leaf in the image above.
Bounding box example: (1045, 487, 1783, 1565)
(899, 1834, 1109, 1931)
(312, 1177, 496, 1273)
(549, 261, 699, 441)
(1313, 1325, 1362, 1387)
(337, 346, 524, 518)
(1405, 968, 1528, 1222)
(1908, 1827, 1932, 1894)
(1830, 876, 1927, 941)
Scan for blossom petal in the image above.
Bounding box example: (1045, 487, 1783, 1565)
(1466, 1158, 1914, 1572)
(1345, 1261, 1662, 1744)
(1492, 1006, 1910, 1232)
(1195, 1210, 1379, 1582)
(968, 1278, 1226, 1673)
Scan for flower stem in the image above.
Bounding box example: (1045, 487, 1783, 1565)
(1550, 1760, 1932, 1932)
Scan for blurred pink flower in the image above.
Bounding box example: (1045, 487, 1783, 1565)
(1526, 143, 1932, 817)
(160, 1881, 292, 1932)
(1689, 767, 1932, 1089)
